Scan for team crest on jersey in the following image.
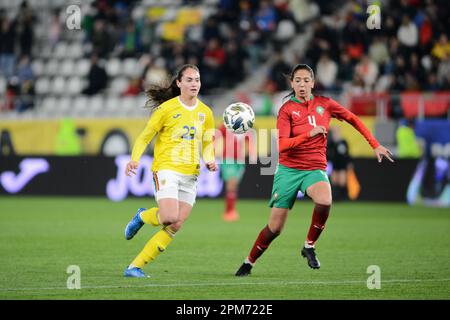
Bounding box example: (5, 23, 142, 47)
(316, 106, 325, 116)
(198, 113, 205, 123)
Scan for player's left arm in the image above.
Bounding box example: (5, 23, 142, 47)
(202, 110, 218, 171)
(329, 100, 394, 163)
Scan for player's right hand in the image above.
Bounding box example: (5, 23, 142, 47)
(309, 126, 327, 138)
(125, 161, 139, 176)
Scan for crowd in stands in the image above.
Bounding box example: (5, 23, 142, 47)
(2, 0, 449, 117)
(265, 0, 450, 96)
(0, 0, 304, 113)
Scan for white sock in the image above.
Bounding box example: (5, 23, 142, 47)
(128, 264, 137, 270)
(244, 257, 254, 266)
(304, 241, 315, 249)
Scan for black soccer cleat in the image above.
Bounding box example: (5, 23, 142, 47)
(235, 262, 252, 276)
(301, 247, 321, 269)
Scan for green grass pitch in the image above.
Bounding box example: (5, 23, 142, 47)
(0, 196, 449, 300)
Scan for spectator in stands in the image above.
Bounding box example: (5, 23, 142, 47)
(437, 54, 450, 89)
(16, 78, 34, 112)
(397, 15, 418, 55)
(431, 33, 450, 61)
(336, 52, 353, 87)
(17, 0, 35, 57)
(118, 21, 141, 58)
(0, 17, 17, 79)
(122, 77, 141, 96)
(142, 56, 169, 89)
(368, 36, 390, 67)
(202, 37, 226, 90)
(91, 19, 113, 58)
(82, 55, 108, 96)
(223, 40, 247, 88)
(267, 50, 291, 92)
(355, 55, 379, 91)
(16, 55, 33, 83)
(48, 9, 61, 50)
(254, 0, 277, 36)
(316, 52, 338, 90)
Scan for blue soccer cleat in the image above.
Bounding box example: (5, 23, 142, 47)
(124, 266, 149, 278)
(124, 208, 146, 240)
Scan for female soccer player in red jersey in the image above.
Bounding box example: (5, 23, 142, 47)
(235, 64, 394, 275)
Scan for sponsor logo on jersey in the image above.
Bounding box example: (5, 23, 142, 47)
(173, 113, 181, 119)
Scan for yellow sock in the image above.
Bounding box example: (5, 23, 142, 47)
(130, 227, 175, 269)
(140, 207, 160, 226)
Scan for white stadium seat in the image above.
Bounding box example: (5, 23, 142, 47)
(75, 59, 90, 77)
(106, 58, 121, 77)
(51, 76, 66, 95)
(35, 77, 51, 95)
(54, 42, 69, 59)
(31, 59, 45, 77)
(109, 77, 129, 95)
(60, 59, 76, 77)
(67, 76, 84, 95)
(122, 58, 140, 77)
(45, 59, 59, 76)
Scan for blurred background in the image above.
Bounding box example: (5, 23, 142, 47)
(0, 0, 449, 206)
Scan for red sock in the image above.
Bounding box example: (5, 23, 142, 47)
(225, 190, 236, 212)
(306, 204, 331, 246)
(248, 225, 280, 264)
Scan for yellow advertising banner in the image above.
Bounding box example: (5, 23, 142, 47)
(0, 116, 377, 157)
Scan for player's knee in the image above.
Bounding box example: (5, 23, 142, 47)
(160, 214, 178, 226)
(315, 197, 332, 206)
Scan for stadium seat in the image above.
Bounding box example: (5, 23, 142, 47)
(106, 58, 121, 77)
(51, 76, 66, 95)
(45, 59, 59, 76)
(56, 96, 73, 116)
(0, 76, 6, 95)
(60, 59, 76, 77)
(67, 42, 83, 59)
(54, 42, 69, 59)
(109, 77, 129, 95)
(88, 95, 105, 116)
(31, 59, 45, 77)
(67, 76, 84, 95)
(40, 96, 58, 113)
(72, 96, 89, 116)
(75, 59, 90, 77)
(104, 96, 120, 115)
(122, 58, 140, 77)
(35, 77, 51, 95)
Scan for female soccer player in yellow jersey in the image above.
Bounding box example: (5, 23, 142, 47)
(123, 64, 218, 278)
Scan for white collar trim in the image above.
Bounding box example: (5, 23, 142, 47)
(178, 96, 198, 111)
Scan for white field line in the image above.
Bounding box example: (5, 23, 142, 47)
(0, 278, 449, 292)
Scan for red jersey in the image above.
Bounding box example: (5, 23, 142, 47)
(277, 95, 379, 170)
(219, 124, 247, 162)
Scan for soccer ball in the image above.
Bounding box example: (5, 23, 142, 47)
(223, 102, 255, 134)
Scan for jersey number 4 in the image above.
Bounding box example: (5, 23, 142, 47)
(308, 115, 317, 128)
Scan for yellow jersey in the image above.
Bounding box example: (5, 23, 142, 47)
(131, 96, 215, 175)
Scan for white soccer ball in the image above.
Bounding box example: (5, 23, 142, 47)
(223, 102, 255, 134)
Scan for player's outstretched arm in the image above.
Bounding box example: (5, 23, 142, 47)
(374, 145, 394, 163)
